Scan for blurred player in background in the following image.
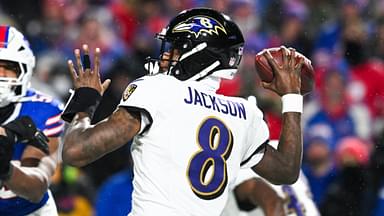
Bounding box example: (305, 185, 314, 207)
(221, 141, 320, 216)
(61, 8, 306, 216)
(0, 26, 64, 215)
(222, 170, 285, 216)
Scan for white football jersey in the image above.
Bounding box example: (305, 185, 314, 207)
(222, 168, 320, 216)
(119, 74, 269, 216)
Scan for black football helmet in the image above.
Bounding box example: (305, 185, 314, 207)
(145, 8, 244, 81)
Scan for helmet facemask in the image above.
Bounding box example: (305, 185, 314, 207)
(0, 60, 30, 107)
(144, 30, 187, 76)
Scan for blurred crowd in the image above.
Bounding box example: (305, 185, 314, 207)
(1, 0, 384, 215)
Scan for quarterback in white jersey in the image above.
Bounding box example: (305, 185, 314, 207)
(61, 8, 306, 216)
(119, 74, 269, 215)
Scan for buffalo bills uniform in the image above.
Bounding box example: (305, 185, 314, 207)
(119, 74, 269, 216)
(0, 89, 64, 216)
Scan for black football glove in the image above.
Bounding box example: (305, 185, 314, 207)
(0, 135, 14, 180)
(3, 116, 50, 155)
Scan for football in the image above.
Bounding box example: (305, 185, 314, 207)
(254, 47, 314, 95)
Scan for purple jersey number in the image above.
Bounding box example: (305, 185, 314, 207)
(282, 185, 305, 216)
(187, 117, 233, 200)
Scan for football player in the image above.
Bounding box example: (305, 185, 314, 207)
(221, 141, 320, 216)
(0, 26, 64, 215)
(61, 8, 305, 216)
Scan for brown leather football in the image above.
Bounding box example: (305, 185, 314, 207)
(254, 47, 314, 95)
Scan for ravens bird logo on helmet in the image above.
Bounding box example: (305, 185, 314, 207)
(172, 16, 227, 38)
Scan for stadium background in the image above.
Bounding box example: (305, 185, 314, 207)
(1, 0, 384, 215)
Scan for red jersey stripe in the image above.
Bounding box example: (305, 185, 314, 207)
(0, 26, 9, 48)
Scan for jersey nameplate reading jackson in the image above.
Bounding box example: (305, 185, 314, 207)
(184, 86, 246, 120)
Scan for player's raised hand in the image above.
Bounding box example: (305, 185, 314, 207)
(67, 44, 111, 96)
(261, 46, 304, 96)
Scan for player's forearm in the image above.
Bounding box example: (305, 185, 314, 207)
(62, 114, 112, 167)
(3, 166, 46, 203)
(253, 112, 302, 185)
(275, 112, 302, 183)
(3, 157, 56, 203)
(235, 178, 285, 216)
(250, 179, 285, 216)
(62, 113, 96, 167)
(62, 109, 139, 167)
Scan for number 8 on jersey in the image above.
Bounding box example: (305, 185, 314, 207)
(187, 117, 233, 200)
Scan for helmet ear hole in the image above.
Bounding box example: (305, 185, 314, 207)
(173, 39, 193, 52)
(21, 64, 27, 74)
(15, 86, 22, 95)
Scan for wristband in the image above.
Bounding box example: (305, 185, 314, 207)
(281, 94, 303, 113)
(61, 87, 102, 122)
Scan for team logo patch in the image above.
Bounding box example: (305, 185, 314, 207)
(123, 84, 137, 101)
(172, 16, 227, 38)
